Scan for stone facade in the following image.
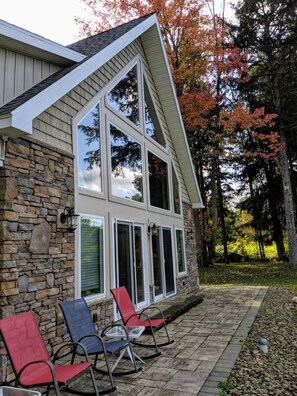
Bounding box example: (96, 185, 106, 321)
(176, 202, 200, 295)
(0, 137, 199, 382)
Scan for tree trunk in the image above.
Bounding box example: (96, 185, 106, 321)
(279, 127, 297, 267)
(247, 175, 266, 260)
(264, 164, 286, 260)
(217, 167, 229, 263)
(208, 156, 219, 265)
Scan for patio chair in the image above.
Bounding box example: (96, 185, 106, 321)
(110, 286, 174, 359)
(60, 298, 141, 387)
(0, 311, 99, 396)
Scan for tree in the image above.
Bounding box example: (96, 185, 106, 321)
(234, 0, 297, 267)
(76, 0, 280, 265)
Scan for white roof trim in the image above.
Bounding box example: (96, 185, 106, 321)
(0, 19, 85, 65)
(151, 23, 204, 207)
(4, 14, 158, 134)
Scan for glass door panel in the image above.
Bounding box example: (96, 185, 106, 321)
(116, 223, 134, 300)
(152, 227, 175, 299)
(135, 225, 145, 305)
(152, 229, 163, 298)
(114, 221, 146, 308)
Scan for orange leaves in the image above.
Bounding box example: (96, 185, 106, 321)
(179, 91, 216, 129)
(251, 131, 282, 160)
(221, 105, 277, 133)
(221, 104, 280, 160)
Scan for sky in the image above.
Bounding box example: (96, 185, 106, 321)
(1, 0, 89, 45)
(1, 0, 236, 46)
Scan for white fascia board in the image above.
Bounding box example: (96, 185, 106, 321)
(0, 19, 85, 64)
(152, 23, 204, 206)
(5, 14, 158, 134)
(0, 115, 32, 137)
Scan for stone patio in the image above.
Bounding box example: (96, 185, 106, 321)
(30, 286, 268, 395)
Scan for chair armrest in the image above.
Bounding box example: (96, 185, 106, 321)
(140, 306, 165, 320)
(52, 341, 90, 363)
(17, 359, 58, 387)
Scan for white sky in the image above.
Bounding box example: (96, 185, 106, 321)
(0, 0, 89, 45)
(1, 0, 236, 46)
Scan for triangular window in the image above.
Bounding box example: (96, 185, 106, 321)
(144, 79, 166, 147)
(107, 65, 140, 127)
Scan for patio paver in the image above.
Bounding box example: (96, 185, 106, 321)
(47, 286, 267, 395)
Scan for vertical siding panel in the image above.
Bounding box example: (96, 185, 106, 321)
(33, 59, 42, 84)
(41, 62, 50, 79)
(24, 57, 34, 90)
(0, 48, 5, 106)
(4, 51, 16, 102)
(15, 53, 26, 96)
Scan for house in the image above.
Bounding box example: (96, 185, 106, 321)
(0, 13, 203, 380)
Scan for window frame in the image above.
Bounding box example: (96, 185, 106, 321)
(74, 94, 107, 200)
(147, 148, 171, 213)
(143, 75, 167, 150)
(107, 115, 146, 208)
(78, 213, 106, 302)
(171, 162, 182, 216)
(175, 228, 187, 275)
(105, 58, 143, 136)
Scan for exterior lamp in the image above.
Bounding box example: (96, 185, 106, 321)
(148, 222, 158, 236)
(60, 208, 79, 232)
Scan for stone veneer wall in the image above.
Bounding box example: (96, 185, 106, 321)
(0, 137, 113, 383)
(0, 137, 200, 381)
(176, 202, 200, 295)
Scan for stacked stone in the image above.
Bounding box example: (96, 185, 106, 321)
(0, 137, 76, 381)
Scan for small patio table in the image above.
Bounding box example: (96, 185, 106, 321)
(105, 326, 145, 372)
(0, 387, 41, 396)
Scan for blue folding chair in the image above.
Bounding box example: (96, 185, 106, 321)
(60, 298, 141, 394)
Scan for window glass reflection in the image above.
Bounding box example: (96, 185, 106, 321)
(107, 65, 140, 127)
(144, 79, 166, 147)
(110, 124, 143, 202)
(148, 151, 169, 210)
(172, 165, 181, 214)
(176, 229, 186, 273)
(77, 104, 102, 193)
(81, 216, 104, 297)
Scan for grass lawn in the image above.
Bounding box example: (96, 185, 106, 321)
(199, 261, 297, 291)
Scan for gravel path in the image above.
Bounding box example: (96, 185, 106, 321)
(228, 287, 297, 396)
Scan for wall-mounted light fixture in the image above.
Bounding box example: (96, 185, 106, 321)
(187, 229, 194, 240)
(148, 222, 158, 236)
(60, 208, 80, 232)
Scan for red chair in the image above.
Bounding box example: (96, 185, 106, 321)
(110, 286, 174, 359)
(0, 311, 99, 396)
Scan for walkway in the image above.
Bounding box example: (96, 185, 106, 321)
(56, 286, 268, 395)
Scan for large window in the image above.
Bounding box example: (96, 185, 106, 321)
(107, 65, 140, 127)
(77, 103, 102, 193)
(144, 79, 166, 147)
(148, 151, 169, 210)
(110, 124, 143, 202)
(172, 165, 181, 215)
(81, 216, 104, 297)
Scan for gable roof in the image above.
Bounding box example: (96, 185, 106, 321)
(0, 14, 203, 208)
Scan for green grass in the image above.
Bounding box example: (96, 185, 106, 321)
(199, 261, 297, 291)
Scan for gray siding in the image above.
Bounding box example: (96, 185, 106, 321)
(0, 47, 61, 107)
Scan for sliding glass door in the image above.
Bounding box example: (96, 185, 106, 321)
(152, 227, 175, 299)
(114, 220, 146, 307)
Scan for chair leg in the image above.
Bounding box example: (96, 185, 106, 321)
(89, 366, 100, 396)
(101, 351, 117, 392)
